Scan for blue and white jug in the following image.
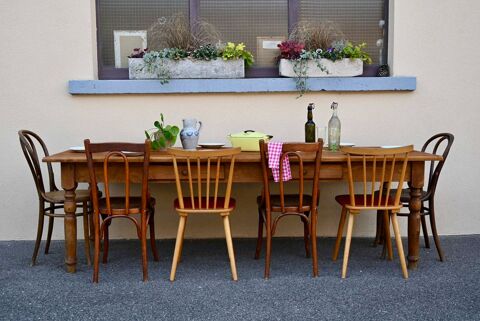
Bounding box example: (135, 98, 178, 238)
(180, 118, 202, 150)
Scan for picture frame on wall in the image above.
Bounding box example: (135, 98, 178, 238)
(114, 30, 147, 68)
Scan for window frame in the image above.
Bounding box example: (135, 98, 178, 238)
(96, 0, 388, 80)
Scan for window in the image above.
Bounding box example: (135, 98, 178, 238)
(96, 0, 388, 79)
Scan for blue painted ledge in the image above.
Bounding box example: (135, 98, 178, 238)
(69, 77, 416, 95)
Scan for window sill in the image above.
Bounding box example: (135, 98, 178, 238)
(68, 77, 416, 95)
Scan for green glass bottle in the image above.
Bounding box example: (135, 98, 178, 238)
(305, 103, 316, 142)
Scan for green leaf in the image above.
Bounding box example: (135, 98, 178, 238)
(163, 131, 173, 141)
(154, 121, 161, 129)
(170, 126, 180, 136)
(158, 136, 166, 148)
(144, 130, 151, 139)
(160, 113, 164, 123)
(151, 140, 161, 150)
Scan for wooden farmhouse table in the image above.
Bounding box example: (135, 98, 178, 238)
(44, 149, 442, 273)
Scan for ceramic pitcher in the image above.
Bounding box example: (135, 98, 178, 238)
(180, 118, 202, 150)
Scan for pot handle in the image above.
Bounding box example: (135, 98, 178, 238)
(244, 130, 255, 133)
(197, 121, 202, 133)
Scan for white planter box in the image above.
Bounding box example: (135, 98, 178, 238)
(129, 58, 245, 79)
(279, 58, 363, 77)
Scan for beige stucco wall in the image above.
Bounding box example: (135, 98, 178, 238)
(0, 0, 479, 241)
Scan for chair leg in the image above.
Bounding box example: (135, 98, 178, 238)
(332, 207, 347, 261)
(44, 202, 55, 254)
(302, 216, 311, 258)
(45, 217, 54, 254)
(383, 210, 393, 261)
(391, 212, 408, 279)
(141, 212, 148, 282)
(148, 211, 159, 262)
(102, 221, 110, 264)
(82, 202, 91, 266)
(429, 201, 445, 262)
(421, 214, 430, 248)
(178, 215, 188, 263)
(373, 210, 383, 247)
(170, 215, 187, 281)
(254, 207, 264, 260)
(310, 209, 318, 277)
(223, 214, 238, 281)
(32, 204, 45, 266)
(88, 203, 94, 243)
(264, 209, 272, 279)
(341, 212, 355, 279)
(93, 213, 100, 283)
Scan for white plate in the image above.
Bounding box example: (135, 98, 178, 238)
(381, 145, 401, 149)
(198, 143, 225, 149)
(69, 146, 85, 152)
(325, 142, 355, 147)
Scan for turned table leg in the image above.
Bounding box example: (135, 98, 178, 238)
(408, 162, 424, 269)
(62, 164, 78, 273)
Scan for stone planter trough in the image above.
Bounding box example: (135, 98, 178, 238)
(279, 58, 363, 78)
(129, 58, 245, 80)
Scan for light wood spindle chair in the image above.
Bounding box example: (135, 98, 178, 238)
(255, 140, 323, 278)
(84, 140, 159, 283)
(167, 147, 241, 281)
(332, 145, 413, 279)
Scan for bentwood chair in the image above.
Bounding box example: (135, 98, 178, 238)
(19, 130, 93, 266)
(167, 147, 241, 281)
(374, 133, 454, 261)
(255, 140, 323, 278)
(84, 140, 159, 283)
(332, 146, 413, 279)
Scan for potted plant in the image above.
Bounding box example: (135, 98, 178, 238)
(144, 113, 180, 150)
(277, 22, 372, 95)
(128, 15, 254, 81)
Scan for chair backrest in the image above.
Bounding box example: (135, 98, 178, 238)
(84, 140, 150, 216)
(421, 133, 454, 199)
(18, 130, 57, 198)
(259, 140, 323, 213)
(342, 145, 414, 209)
(166, 148, 241, 210)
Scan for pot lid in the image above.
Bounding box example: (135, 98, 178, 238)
(230, 130, 269, 138)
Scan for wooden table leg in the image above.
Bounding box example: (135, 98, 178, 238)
(62, 164, 78, 273)
(408, 162, 424, 269)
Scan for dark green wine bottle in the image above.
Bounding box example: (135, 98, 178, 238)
(305, 103, 316, 142)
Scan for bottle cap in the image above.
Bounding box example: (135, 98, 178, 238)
(331, 102, 338, 110)
(308, 103, 315, 110)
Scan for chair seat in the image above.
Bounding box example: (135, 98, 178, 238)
(99, 196, 155, 215)
(44, 189, 93, 203)
(174, 197, 236, 211)
(335, 194, 397, 208)
(257, 194, 313, 213)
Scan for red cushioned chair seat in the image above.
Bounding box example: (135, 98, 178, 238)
(174, 197, 236, 210)
(335, 194, 396, 207)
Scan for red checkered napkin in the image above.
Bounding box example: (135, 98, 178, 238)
(268, 141, 292, 182)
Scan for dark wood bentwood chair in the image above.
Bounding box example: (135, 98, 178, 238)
(84, 140, 159, 283)
(255, 140, 323, 278)
(374, 133, 454, 261)
(19, 130, 93, 266)
(332, 146, 413, 279)
(167, 147, 241, 281)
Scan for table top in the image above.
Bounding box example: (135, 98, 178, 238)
(44, 149, 442, 164)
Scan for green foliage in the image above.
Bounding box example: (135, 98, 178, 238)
(139, 42, 254, 84)
(281, 40, 371, 96)
(144, 113, 179, 150)
(220, 42, 254, 67)
(192, 44, 219, 61)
